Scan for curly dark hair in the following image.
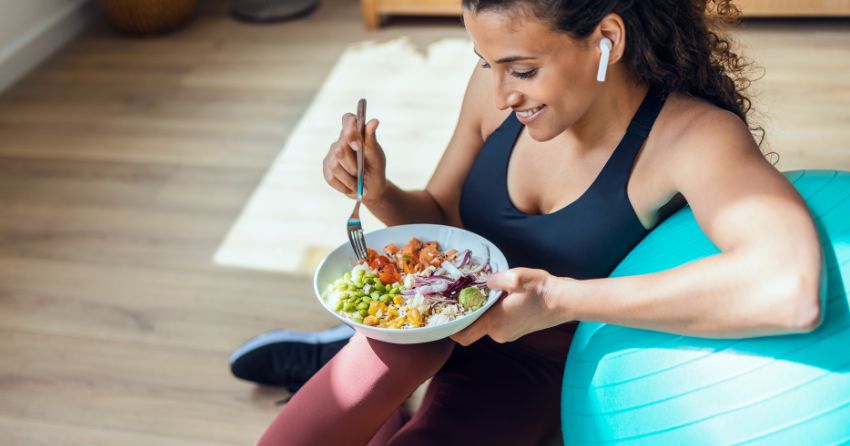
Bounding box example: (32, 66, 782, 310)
(462, 0, 766, 146)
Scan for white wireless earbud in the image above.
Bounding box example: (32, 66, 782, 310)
(596, 38, 613, 82)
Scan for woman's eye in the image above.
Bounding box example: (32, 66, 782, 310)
(478, 61, 536, 80)
(512, 69, 537, 79)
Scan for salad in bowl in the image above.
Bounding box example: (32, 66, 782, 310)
(314, 224, 508, 344)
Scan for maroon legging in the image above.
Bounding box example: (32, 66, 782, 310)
(256, 324, 575, 446)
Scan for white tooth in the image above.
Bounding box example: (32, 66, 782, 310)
(517, 106, 542, 118)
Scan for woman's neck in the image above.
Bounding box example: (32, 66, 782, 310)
(559, 74, 649, 155)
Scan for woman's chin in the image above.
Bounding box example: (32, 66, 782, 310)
(525, 125, 560, 142)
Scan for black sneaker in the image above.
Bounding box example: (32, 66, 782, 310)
(229, 324, 354, 392)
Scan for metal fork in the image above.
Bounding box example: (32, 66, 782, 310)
(346, 98, 368, 261)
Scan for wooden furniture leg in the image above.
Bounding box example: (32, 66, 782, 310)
(361, 0, 381, 29)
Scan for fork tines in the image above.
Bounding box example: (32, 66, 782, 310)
(347, 221, 368, 260)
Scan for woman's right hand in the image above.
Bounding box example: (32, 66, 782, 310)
(323, 112, 387, 202)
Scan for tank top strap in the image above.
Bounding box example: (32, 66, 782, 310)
(616, 86, 667, 163)
(597, 85, 668, 191)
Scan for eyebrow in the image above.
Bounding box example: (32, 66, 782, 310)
(473, 48, 536, 64)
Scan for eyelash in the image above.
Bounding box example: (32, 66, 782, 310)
(479, 62, 538, 80)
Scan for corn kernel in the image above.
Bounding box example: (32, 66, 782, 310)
(408, 307, 422, 326)
(390, 317, 406, 328)
(368, 301, 380, 316)
(364, 315, 379, 326)
(393, 295, 405, 306)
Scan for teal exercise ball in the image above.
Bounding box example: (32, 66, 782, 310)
(562, 170, 850, 445)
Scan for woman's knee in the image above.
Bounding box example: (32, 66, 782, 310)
(348, 333, 454, 381)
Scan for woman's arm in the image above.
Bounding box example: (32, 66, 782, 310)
(362, 63, 491, 227)
(549, 109, 823, 338)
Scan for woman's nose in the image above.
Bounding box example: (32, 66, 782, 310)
(493, 81, 523, 110)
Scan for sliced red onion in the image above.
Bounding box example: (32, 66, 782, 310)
(415, 277, 452, 288)
(466, 248, 491, 274)
(457, 250, 472, 268)
(414, 282, 450, 295)
(445, 275, 476, 300)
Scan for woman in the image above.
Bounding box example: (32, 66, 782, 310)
(256, 0, 823, 444)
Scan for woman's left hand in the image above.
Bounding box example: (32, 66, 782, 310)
(450, 268, 571, 346)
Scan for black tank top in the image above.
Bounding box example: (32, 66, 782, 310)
(459, 87, 670, 280)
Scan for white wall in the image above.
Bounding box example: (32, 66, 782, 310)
(0, 0, 96, 93)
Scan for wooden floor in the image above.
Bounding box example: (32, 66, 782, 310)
(0, 0, 848, 444)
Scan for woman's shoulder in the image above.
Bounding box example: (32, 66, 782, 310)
(633, 91, 762, 219)
(646, 91, 770, 211)
(652, 92, 761, 173)
(660, 92, 755, 150)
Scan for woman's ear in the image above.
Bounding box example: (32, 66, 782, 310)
(596, 13, 626, 65)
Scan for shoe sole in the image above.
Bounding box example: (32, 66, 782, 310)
(229, 324, 355, 364)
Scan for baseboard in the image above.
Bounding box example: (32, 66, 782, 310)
(0, 0, 98, 94)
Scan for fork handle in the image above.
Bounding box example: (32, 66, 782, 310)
(356, 98, 366, 201)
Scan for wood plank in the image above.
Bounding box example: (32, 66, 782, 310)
(0, 416, 232, 446)
(361, 0, 850, 26)
(736, 0, 850, 16)
(0, 328, 287, 445)
(0, 255, 333, 352)
(379, 0, 461, 16)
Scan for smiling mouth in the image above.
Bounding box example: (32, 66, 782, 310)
(516, 105, 545, 118)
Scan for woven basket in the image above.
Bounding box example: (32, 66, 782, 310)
(98, 0, 198, 34)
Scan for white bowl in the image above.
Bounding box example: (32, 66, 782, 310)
(313, 224, 508, 344)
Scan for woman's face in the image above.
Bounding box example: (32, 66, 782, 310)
(463, 8, 599, 141)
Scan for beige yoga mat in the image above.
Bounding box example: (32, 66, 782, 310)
(215, 37, 475, 274)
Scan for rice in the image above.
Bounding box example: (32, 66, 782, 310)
(324, 285, 342, 310)
(425, 303, 466, 327)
